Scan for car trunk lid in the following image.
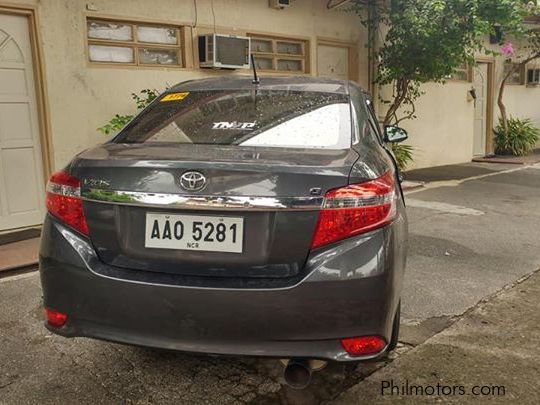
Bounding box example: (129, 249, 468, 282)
(75, 143, 358, 278)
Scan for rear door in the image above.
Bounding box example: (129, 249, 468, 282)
(77, 89, 357, 279)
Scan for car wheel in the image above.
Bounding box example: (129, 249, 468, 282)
(387, 301, 401, 352)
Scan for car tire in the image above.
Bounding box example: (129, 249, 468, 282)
(387, 301, 401, 352)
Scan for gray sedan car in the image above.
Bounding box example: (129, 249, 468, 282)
(40, 76, 408, 372)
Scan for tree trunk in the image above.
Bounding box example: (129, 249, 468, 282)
(497, 72, 510, 134)
(383, 78, 409, 127)
(497, 62, 521, 135)
(497, 52, 540, 134)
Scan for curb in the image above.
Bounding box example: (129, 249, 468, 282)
(0, 263, 39, 279)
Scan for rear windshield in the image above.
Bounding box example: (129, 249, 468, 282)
(114, 90, 352, 149)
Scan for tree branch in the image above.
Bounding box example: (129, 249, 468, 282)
(498, 50, 540, 133)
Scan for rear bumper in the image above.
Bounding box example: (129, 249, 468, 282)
(39, 213, 406, 362)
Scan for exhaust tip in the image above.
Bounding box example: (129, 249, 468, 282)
(283, 359, 312, 390)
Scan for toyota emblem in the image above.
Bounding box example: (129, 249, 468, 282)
(179, 171, 207, 192)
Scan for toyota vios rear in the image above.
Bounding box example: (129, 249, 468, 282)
(39, 77, 408, 363)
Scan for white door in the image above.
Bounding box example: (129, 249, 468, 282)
(317, 44, 349, 80)
(473, 63, 489, 156)
(0, 13, 46, 231)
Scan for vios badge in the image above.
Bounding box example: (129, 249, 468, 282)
(179, 171, 207, 192)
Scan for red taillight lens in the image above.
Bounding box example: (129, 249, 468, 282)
(311, 171, 397, 249)
(341, 336, 387, 356)
(46, 171, 89, 236)
(45, 308, 68, 328)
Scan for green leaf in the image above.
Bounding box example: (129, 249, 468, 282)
(391, 143, 414, 170)
(353, 0, 531, 127)
(494, 117, 540, 156)
(97, 88, 165, 135)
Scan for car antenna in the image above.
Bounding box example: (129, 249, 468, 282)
(250, 54, 260, 85)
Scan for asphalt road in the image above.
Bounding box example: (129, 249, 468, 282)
(402, 165, 540, 319)
(1, 164, 539, 404)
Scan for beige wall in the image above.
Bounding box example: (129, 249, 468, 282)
(505, 85, 540, 148)
(488, 38, 540, 128)
(397, 82, 475, 170)
(373, 23, 479, 170)
(505, 86, 540, 128)
(381, 44, 540, 170)
(7, 0, 538, 173)
(498, 68, 540, 148)
(372, 28, 540, 171)
(476, 45, 540, 150)
(3, 0, 367, 170)
(400, 78, 540, 171)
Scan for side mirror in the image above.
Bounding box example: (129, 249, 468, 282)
(384, 125, 408, 143)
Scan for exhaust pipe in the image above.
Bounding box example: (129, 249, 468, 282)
(282, 358, 327, 389)
(283, 359, 313, 389)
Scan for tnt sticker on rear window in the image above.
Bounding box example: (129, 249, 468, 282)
(160, 92, 190, 102)
(212, 122, 257, 130)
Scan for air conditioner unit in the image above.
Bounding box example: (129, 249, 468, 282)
(198, 34, 250, 69)
(269, 0, 291, 9)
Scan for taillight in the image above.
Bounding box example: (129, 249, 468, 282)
(46, 171, 89, 236)
(311, 171, 397, 249)
(45, 308, 68, 328)
(341, 336, 387, 356)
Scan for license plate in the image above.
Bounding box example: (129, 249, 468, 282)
(145, 213, 244, 253)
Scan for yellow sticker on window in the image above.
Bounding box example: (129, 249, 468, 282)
(160, 92, 190, 102)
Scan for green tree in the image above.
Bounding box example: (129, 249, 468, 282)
(355, 0, 529, 127)
(97, 89, 160, 135)
(495, 6, 540, 134)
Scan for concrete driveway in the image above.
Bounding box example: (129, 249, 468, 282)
(1, 164, 539, 404)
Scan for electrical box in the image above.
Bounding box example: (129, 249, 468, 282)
(269, 0, 291, 10)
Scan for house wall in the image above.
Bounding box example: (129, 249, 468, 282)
(3, 0, 367, 170)
(488, 42, 540, 148)
(398, 82, 475, 169)
(377, 76, 476, 170)
(389, 41, 540, 171)
(505, 86, 540, 148)
(500, 61, 540, 149)
(372, 24, 480, 170)
(4, 1, 538, 174)
(505, 86, 540, 129)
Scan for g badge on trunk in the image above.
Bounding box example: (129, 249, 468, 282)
(179, 171, 207, 192)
